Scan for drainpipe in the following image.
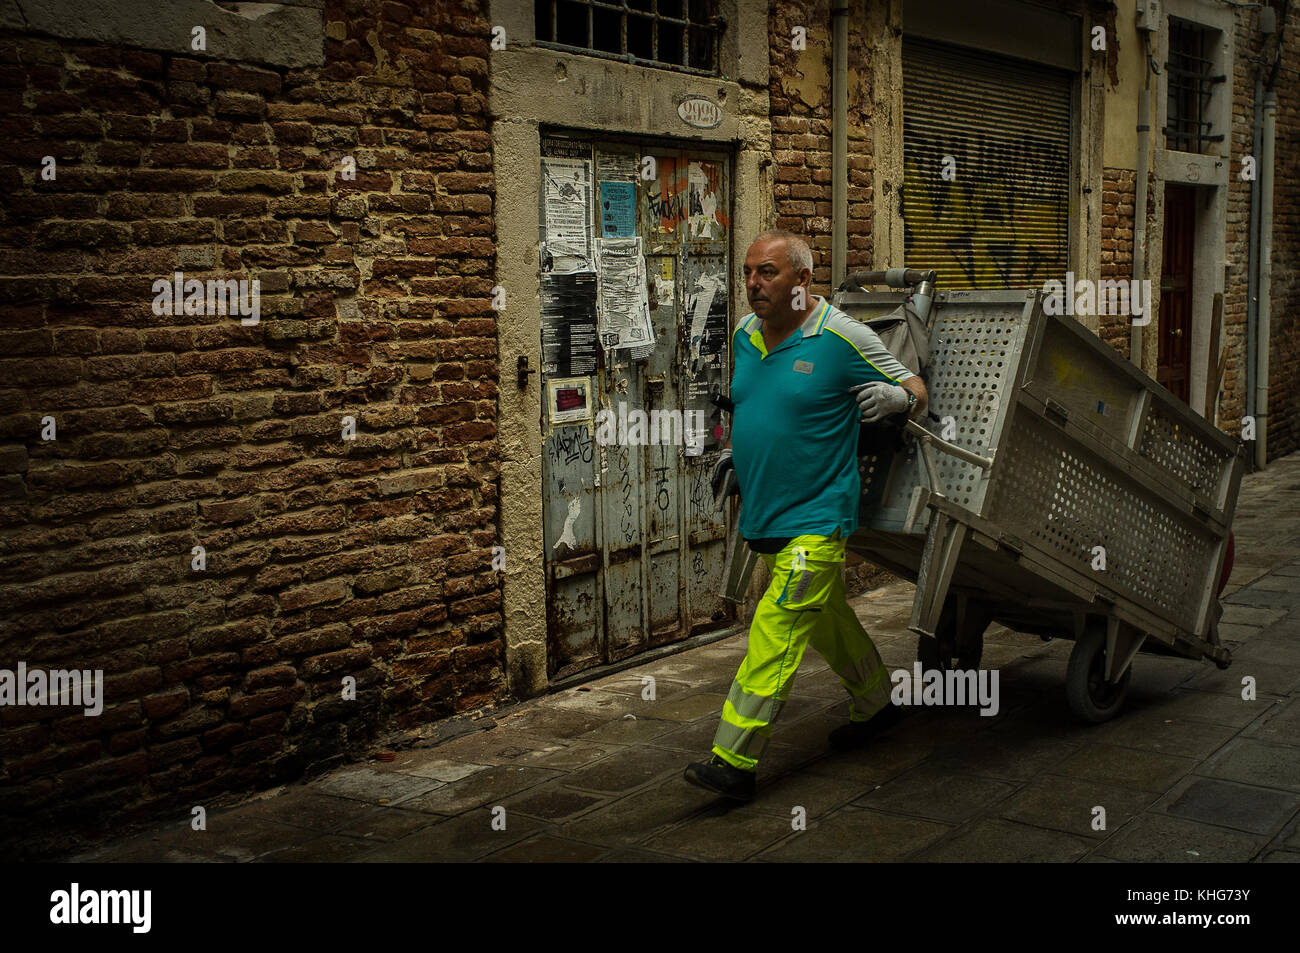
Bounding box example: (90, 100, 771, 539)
(832, 2, 848, 285)
(1256, 88, 1276, 468)
(1245, 67, 1262, 428)
(1130, 81, 1150, 368)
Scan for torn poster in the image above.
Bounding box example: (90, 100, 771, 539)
(541, 157, 593, 274)
(596, 151, 639, 180)
(540, 272, 598, 376)
(595, 236, 656, 358)
(599, 181, 636, 238)
(685, 262, 729, 368)
(686, 160, 726, 242)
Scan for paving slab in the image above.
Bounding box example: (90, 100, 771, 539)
(498, 781, 609, 821)
(1231, 631, 1300, 667)
(398, 765, 562, 815)
(802, 734, 935, 784)
(1247, 573, 1300, 592)
(755, 806, 951, 862)
(1093, 813, 1267, 863)
(558, 777, 715, 848)
(534, 687, 639, 718)
(1225, 587, 1300, 609)
(481, 833, 610, 863)
(332, 807, 441, 843)
(596, 847, 693, 862)
(643, 716, 720, 754)
(230, 788, 378, 832)
(493, 705, 614, 739)
(1219, 604, 1288, 627)
(314, 766, 445, 806)
(1083, 708, 1239, 760)
(373, 751, 491, 782)
(1175, 659, 1300, 697)
(746, 768, 877, 820)
(1154, 776, 1300, 836)
(642, 805, 796, 861)
(256, 835, 376, 863)
(574, 714, 680, 745)
(593, 673, 697, 697)
(1261, 850, 1300, 862)
(72, 830, 233, 864)
(516, 739, 625, 770)
(1243, 696, 1300, 745)
(913, 817, 1093, 862)
(186, 815, 318, 863)
(562, 744, 689, 795)
(413, 726, 555, 765)
(1054, 744, 1198, 793)
(638, 692, 729, 722)
(853, 765, 1017, 824)
(997, 775, 1157, 839)
(925, 735, 1080, 781)
(1200, 738, 1300, 792)
(354, 809, 546, 862)
(1139, 689, 1274, 728)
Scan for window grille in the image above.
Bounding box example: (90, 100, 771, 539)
(1165, 18, 1224, 153)
(534, 0, 722, 74)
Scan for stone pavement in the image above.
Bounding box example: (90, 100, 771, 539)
(72, 453, 1300, 863)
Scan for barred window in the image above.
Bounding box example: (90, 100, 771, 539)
(1165, 18, 1224, 153)
(534, 0, 723, 74)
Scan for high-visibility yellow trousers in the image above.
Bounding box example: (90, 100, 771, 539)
(711, 532, 893, 772)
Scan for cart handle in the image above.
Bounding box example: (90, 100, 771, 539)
(904, 419, 994, 471)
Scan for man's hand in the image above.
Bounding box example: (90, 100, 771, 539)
(711, 449, 739, 510)
(852, 381, 909, 423)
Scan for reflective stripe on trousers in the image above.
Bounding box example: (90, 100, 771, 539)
(711, 532, 892, 771)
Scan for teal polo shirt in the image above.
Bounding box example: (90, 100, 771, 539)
(730, 296, 914, 541)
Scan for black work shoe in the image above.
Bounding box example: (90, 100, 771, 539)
(828, 704, 905, 751)
(683, 755, 757, 801)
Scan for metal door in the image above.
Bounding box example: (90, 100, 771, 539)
(539, 136, 734, 681)
(1158, 184, 1194, 404)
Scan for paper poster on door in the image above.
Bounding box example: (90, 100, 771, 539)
(541, 157, 593, 274)
(600, 181, 636, 238)
(547, 376, 594, 426)
(595, 236, 656, 358)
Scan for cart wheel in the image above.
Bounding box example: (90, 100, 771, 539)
(1066, 626, 1132, 723)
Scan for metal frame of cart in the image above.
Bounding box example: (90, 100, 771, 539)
(837, 277, 1245, 722)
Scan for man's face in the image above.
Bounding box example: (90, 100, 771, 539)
(743, 239, 810, 324)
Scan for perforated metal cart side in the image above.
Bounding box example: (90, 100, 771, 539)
(839, 284, 1245, 722)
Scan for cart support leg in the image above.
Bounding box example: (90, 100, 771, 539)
(909, 509, 968, 639)
(1103, 616, 1146, 682)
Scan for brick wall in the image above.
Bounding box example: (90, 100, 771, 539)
(769, 0, 873, 287)
(1223, 2, 1300, 459)
(1098, 167, 1137, 359)
(0, 0, 502, 857)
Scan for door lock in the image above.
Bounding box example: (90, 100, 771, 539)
(517, 355, 537, 389)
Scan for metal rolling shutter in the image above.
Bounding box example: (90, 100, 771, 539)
(901, 38, 1072, 290)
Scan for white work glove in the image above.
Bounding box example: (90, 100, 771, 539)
(710, 449, 739, 510)
(852, 381, 909, 423)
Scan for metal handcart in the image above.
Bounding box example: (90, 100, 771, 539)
(834, 269, 1244, 722)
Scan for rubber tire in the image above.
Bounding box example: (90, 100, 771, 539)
(1066, 626, 1133, 723)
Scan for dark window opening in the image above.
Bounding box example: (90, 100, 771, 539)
(1165, 18, 1224, 153)
(535, 0, 722, 75)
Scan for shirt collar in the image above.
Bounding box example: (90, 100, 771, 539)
(743, 296, 831, 337)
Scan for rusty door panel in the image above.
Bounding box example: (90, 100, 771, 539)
(540, 137, 736, 682)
